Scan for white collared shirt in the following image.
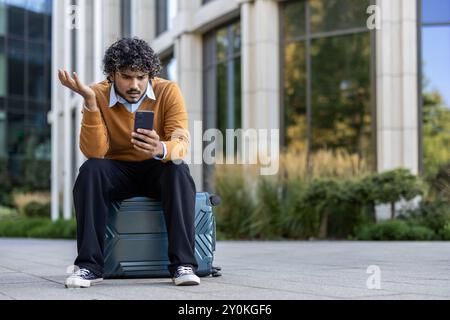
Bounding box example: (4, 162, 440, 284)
(109, 81, 156, 113)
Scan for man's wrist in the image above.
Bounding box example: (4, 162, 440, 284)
(154, 142, 167, 160)
(84, 96, 98, 112)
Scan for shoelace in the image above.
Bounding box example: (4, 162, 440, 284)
(74, 268, 91, 277)
(176, 266, 194, 276)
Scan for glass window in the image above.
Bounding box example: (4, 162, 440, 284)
(121, 0, 132, 37)
(27, 10, 46, 40)
(0, 108, 6, 158)
(0, 52, 6, 97)
(422, 0, 450, 24)
(203, 21, 242, 189)
(0, 1, 6, 36)
(27, 42, 46, 100)
(156, 0, 177, 36)
(421, 2, 450, 177)
(205, 21, 242, 134)
(284, 41, 307, 152)
(26, 0, 50, 13)
(283, 0, 374, 168)
(7, 110, 25, 184)
(284, 1, 306, 39)
(7, 3, 25, 38)
(1, 0, 52, 190)
(160, 54, 177, 81)
(26, 104, 51, 160)
(311, 33, 372, 159)
(309, 0, 370, 34)
(7, 38, 24, 96)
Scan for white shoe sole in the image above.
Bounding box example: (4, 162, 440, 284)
(173, 274, 201, 286)
(65, 277, 103, 289)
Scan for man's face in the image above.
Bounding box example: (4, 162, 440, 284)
(112, 70, 149, 104)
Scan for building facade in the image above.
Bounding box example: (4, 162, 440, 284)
(1, 0, 446, 220)
(0, 0, 52, 190)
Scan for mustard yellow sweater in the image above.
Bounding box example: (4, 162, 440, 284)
(80, 78, 189, 163)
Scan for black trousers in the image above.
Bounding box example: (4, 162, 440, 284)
(72, 158, 197, 277)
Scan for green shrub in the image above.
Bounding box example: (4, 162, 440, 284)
(249, 178, 284, 239)
(420, 200, 450, 232)
(361, 169, 425, 220)
(303, 178, 344, 239)
(22, 202, 51, 219)
(438, 223, 450, 241)
(0, 218, 76, 239)
(0, 206, 18, 220)
(355, 220, 435, 241)
(214, 167, 254, 239)
(0, 158, 13, 207)
(23, 159, 51, 192)
(282, 179, 319, 239)
(213, 162, 439, 240)
(27, 219, 76, 239)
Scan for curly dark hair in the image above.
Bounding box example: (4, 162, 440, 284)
(103, 37, 161, 82)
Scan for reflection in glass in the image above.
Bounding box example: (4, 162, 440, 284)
(216, 28, 228, 63)
(203, 21, 241, 190)
(283, 0, 374, 168)
(311, 33, 372, 162)
(27, 43, 46, 100)
(7, 111, 25, 184)
(155, 0, 177, 36)
(422, 0, 450, 24)
(0, 52, 5, 97)
(422, 27, 450, 107)
(160, 55, 177, 81)
(284, 41, 307, 153)
(26, 105, 51, 161)
(0, 1, 6, 36)
(7, 39, 24, 96)
(27, 10, 46, 39)
(309, 0, 370, 34)
(421, 21, 450, 176)
(284, 1, 306, 40)
(0, 108, 6, 158)
(7, 4, 25, 38)
(1, 0, 52, 190)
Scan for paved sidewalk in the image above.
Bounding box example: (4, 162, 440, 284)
(0, 239, 449, 300)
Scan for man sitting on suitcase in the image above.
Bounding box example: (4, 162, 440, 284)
(59, 37, 200, 288)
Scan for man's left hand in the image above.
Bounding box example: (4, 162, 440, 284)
(131, 129, 164, 159)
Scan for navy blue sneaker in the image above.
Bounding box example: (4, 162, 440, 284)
(65, 268, 103, 288)
(172, 266, 200, 286)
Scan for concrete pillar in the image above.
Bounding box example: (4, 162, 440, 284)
(376, 0, 419, 174)
(103, 0, 122, 46)
(241, 0, 280, 174)
(174, 0, 204, 191)
(135, 0, 156, 42)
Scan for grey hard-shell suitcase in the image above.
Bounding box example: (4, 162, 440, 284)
(104, 192, 221, 279)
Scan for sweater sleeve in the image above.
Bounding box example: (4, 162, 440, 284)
(160, 83, 190, 163)
(79, 106, 109, 159)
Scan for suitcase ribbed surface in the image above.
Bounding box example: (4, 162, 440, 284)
(104, 193, 216, 279)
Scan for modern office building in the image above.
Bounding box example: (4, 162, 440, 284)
(0, 0, 448, 220)
(0, 0, 52, 193)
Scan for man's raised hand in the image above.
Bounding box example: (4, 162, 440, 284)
(58, 69, 98, 111)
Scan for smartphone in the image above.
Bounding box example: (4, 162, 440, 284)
(134, 111, 154, 132)
(134, 111, 155, 143)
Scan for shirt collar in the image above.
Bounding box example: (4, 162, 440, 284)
(109, 80, 156, 108)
